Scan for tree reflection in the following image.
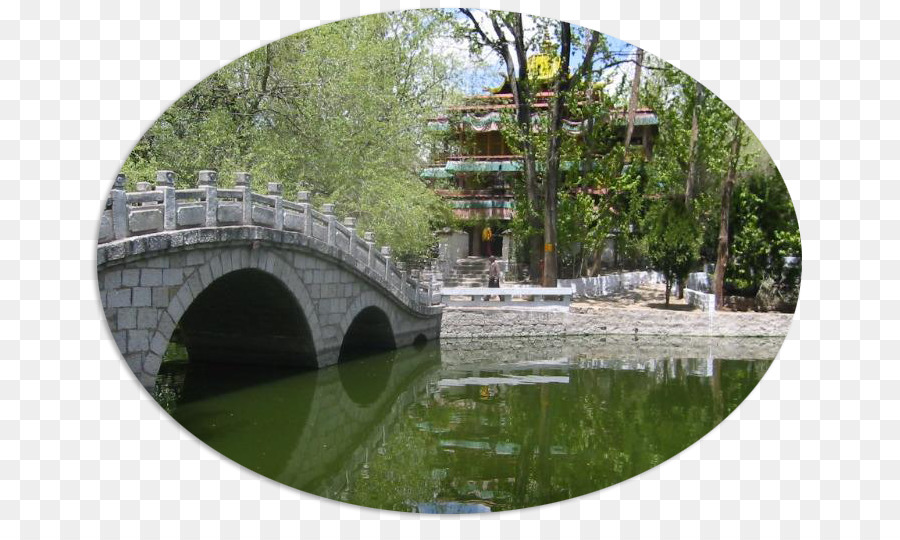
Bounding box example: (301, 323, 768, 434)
(341, 350, 772, 511)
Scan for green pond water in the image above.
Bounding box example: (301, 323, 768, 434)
(155, 335, 777, 513)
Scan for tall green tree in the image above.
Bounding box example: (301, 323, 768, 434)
(642, 198, 701, 305)
(455, 10, 602, 284)
(122, 12, 457, 260)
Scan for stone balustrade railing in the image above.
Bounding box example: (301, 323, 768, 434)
(98, 170, 437, 307)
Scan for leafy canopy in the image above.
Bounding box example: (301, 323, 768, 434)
(122, 11, 457, 260)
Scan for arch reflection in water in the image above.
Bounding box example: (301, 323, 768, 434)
(161, 336, 775, 512)
(160, 342, 442, 496)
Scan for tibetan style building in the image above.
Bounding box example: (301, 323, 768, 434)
(422, 88, 659, 276)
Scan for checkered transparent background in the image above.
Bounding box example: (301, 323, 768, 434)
(1, 0, 896, 537)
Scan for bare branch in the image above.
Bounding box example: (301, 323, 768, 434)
(572, 31, 600, 83)
(459, 8, 505, 55)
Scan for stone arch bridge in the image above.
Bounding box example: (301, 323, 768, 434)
(97, 171, 442, 389)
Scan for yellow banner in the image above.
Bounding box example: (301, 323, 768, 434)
(544, 243, 554, 252)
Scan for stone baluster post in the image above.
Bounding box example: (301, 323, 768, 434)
(268, 183, 283, 230)
(343, 217, 357, 253)
(429, 272, 438, 305)
(198, 170, 218, 227)
(410, 269, 421, 304)
(397, 261, 407, 296)
(235, 172, 252, 225)
(322, 203, 336, 245)
(155, 170, 177, 231)
(364, 232, 376, 269)
(381, 246, 392, 281)
(296, 191, 311, 236)
(111, 173, 128, 240)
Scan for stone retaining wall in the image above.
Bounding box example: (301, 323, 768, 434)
(440, 334, 785, 364)
(441, 306, 794, 338)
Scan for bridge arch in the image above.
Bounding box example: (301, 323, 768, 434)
(178, 268, 318, 367)
(337, 292, 398, 362)
(98, 224, 442, 390)
(144, 247, 325, 381)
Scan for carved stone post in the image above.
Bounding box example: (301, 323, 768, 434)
(397, 261, 407, 296)
(322, 203, 336, 245)
(155, 170, 176, 231)
(268, 183, 283, 230)
(343, 217, 357, 253)
(381, 245, 392, 281)
(424, 280, 433, 305)
(111, 173, 127, 240)
(364, 231, 376, 268)
(235, 172, 252, 225)
(198, 170, 218, 227)
(410, 269, 421, 304)
(297, 191, 311, 236)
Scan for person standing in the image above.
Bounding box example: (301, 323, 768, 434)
(486, 255, 501, 301)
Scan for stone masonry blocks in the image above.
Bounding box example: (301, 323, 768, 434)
(140, 268, 163, 287)
(117, 308, 136, 330)
(132, 287, 151, 307)
(149, 331, 168, 358)
(103, 270, 122, 290)
(143, 351, 162, 374)
(198, 265, 213, 288)
(162, 268, 182, 286)
(137, 308, 159, 329)
(100, 231, 441, 390)
(152, 287, 168, 308)
(185, 272, 203, 298)
(210, 253, 223, 280)
(107, 289, 131, 308)
(121, 269, 140, 287)
(221, 251, 234, 274)
(127, 329, 149, 353)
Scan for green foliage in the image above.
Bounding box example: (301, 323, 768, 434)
(727, 169, 802, 294)
(121, 12, 457, 259)
(642, 199, 701, 304)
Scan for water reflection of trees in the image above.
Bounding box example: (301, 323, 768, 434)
(343, 354, 771, 512)
(162, 335, 773, 512)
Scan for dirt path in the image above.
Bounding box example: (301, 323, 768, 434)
(571, 283, 695, 312)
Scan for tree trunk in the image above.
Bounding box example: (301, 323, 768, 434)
(622, 47, 644, 156)
(685, 82, 706, 208)
(458, 12, 598, 285)
(541, 22, 572, 286)
(502, 13, 543, 280)
(714, 116, 744, 309)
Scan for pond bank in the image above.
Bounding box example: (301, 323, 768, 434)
(440, 306, 794, 339)
(439, 334, 785, 363)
